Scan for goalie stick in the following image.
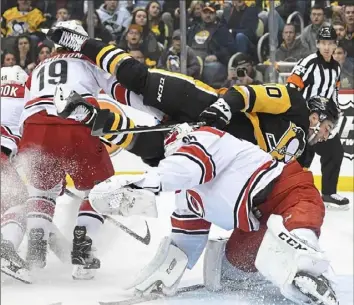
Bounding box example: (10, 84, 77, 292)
(98, 284, 206, 305)
(64, 189, 151, 245)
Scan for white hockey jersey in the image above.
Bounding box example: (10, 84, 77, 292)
(135, 126, 286, 268)
(1, 83, 25, 154)
(20, 52, 132, 129)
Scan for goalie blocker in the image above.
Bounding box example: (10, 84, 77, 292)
(87, 123, 337, 305)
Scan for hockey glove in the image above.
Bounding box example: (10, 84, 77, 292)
(54, 86, 98, 126)
(199, 98, 232, 130)
(46, 26, 88, 52)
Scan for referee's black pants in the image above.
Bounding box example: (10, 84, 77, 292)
(303, 134, 344, 195)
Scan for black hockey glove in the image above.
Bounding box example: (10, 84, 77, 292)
(199, 98, 232, 130)
(47, 27, 88, 52)
(54, 89, 99, 127)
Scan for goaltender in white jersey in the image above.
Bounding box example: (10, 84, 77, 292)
(90, 123, 337, 305)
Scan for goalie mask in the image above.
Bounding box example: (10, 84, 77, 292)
(307, 96, 340, 145)
(164, 123, 196, 157)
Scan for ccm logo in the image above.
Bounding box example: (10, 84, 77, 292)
(166, 258, 177, 274)
(157, 77, 165, 102)
(278, 232, 308, 250)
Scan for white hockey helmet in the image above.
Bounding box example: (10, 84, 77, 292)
(53, 20, 88, 36)
(1, 65, 28, 85)
(164, 123, 196, 157)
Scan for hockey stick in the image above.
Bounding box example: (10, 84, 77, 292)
(91, 121, 206, 137)
(98, 284, 205, 305)
(64, 189, 151, 245)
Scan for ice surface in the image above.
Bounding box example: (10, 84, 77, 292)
(1, 192, 353, 305)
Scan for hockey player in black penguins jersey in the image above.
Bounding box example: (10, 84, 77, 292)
(47, 24, 338, 168)
(287, 26, 349, 209)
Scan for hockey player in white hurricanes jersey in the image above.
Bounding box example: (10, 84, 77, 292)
(16, 20, 137, 280)
(89, 124, 338, 305)
(1, 66, 31, 283)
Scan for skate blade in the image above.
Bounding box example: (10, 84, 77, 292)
(72, 265, 96, 280)
(293, 276, 338, 305)
(324, 202, 350, 211)
(1, 260, 32, 284)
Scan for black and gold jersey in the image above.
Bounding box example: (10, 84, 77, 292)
(1, 6, 46, 37)
(223, 84, 309, 163)
(78, 39, 310, 164)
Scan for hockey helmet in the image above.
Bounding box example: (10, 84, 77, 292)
(307, 96, 340, 143)
(53, 20, 88, 36)
(164, 123, 196, 157)
(1, 65, 28, 85)
(307, 96, 339, 124)
(317, 26, 337, 41)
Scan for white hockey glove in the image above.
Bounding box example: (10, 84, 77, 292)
(125, 236, 188, 296)
(199, 98, 232, 130)
(89, 175, 158, 218)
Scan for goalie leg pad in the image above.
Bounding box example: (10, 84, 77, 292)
(125, 236, 188, 296)
(255, 214, 331, 304)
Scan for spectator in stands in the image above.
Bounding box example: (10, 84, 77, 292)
(224, 53, 263, 86)
(96, 0, 131, 42)
(301, 5, 330, 53)
(129, 49, 146, 64)
(1, 0, 46, 37)
(222, 0, 258, 58)
(333, 43, 354, 88)
(118, 0, 135, 13)
(173, 0, 204, 30)
(1, 51, 17, 67)
(50, 7, 71, 27)
(342, 4, 354, 59)
(118, 24, 143, 51)
(158, 29, 201, 78)
(13, 34, 36, 73)
(146, 1, 169, 47)
(276, 23, 310, 61)
(82, 11, 114, 44)
(130, 8, 162, 64)
(37, 43, 51, 63)
(332, 20, 347, 41)
(187, 5, 234, 87)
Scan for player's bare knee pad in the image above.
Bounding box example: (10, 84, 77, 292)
(255, 214, 330, 303)
(203, 238, 227, 291)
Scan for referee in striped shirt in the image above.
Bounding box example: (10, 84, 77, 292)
(287, 26, 349, 209)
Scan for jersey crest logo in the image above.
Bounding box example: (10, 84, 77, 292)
(186, 190, 205, 218)
(266, 123, 306, 163)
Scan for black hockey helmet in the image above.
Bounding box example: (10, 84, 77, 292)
(307, 96, 340, 125)
(317, 26, 337, 41)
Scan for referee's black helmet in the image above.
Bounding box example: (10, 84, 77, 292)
(317, 26, 337, 41)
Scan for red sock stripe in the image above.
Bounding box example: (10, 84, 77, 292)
(171, 217, 211, 231)
(79, 200, 96, 212)
(1, 212, 26, 228)
(27, 198, 56, 218)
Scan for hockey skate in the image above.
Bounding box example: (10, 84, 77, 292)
(26, 228, 48, 269)
(1, 238, 31, 283)
(293, 271, 338, 305)
(71, 226, 100, 280)
(322, 194, 350, 210)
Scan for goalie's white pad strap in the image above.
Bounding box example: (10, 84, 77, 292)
(255, 215, 330, 301)
(125, 236, 188, 295)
